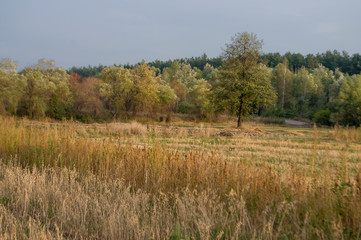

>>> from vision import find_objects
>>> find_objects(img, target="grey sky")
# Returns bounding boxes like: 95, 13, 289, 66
1, 0, 360, 70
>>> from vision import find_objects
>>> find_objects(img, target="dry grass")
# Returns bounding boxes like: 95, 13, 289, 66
1, 116, 361, 239
334, 124, 361, 142
0, 163, 301, 240
107, 121, 148, 136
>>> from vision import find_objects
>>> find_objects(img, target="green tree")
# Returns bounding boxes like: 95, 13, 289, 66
163, 61, 209, 115
157, 83, 177, 120
131, 62, 160, 116
187, 78, 212, 117
21, 68, 50, 118
99, 66, 134, 118
333, 75, 361, 126
305, 54, 320, 69
162, 61, 180, 83
0, 59, 25, 114
272, 58, 292, 110
311, 65, 338, 107
291, 67, 319, 114
173, 62, 198, 89
202, 63, 219, 84
45, 68, 72, 120
212, 32, 276, 127
20, 60, 71, 119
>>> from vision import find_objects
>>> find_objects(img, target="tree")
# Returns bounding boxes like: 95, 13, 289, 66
169, 79, 187, 103
286, 52, 305, 71
0, 58, 17, 73
44, 68, 72, 120
212, 32, 276, 128
69, 73, 104, 121
305, 54, 320, 69
333, 75, 361, 126
173, 62, 199, 89
202, 63, 219, 84
20, 60, 71, 119
131, 62, 160, 116
187, 78, 212, 117
157, 83, 177, 120
163, 61, 211, 115
99, 66, 134, 118
162, 61, 180, 83
312, 65, 336, 106
351, 54, 361, 75
21, 68, 50, 118
272, 58, 292, 110
261, 53, 283, 68
0, 59, 25, 114
290, 67, 320, 116
36, 58, 55, 70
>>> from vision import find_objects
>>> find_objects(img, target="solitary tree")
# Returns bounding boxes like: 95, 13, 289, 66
212, 32, 276, 127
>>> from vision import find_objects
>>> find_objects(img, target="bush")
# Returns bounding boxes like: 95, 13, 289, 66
262, 108, 298, 119
313, 109, 332, 126
177, 101, 196, 114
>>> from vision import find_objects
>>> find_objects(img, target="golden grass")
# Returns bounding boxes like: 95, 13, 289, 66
0, 163, 302, 239
334, 124, 361, 142
1, 116, 361, 239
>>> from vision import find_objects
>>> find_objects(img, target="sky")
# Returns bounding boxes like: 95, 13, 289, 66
1, 0, 361, 70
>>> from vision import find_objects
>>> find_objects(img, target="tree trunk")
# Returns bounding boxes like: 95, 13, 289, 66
125, 100, 132, 118
237, 95, 244, 128
132, 105, 137, 117
166, 106, 172, 122
237, 113, 242, 128
281, 76, 285, 110
112, 111, 117, 121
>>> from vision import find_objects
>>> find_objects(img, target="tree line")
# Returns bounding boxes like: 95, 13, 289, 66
69, 50, 361, 77
1, 33, 361, 126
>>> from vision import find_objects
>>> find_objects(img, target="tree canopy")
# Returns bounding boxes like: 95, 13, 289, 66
212, 32, 276, 127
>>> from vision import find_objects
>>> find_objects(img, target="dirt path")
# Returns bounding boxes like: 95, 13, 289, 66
285, 119, 311, 127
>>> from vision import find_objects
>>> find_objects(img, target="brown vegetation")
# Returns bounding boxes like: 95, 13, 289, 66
0, 116, 361, 239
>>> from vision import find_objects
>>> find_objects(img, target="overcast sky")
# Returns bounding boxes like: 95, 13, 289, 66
1, 0, 361, 70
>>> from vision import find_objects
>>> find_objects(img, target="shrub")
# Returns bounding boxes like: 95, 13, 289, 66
177, 101, 196, 114
313, 109, 332, 126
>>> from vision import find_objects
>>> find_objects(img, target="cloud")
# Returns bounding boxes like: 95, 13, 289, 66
314, 23, 337, 33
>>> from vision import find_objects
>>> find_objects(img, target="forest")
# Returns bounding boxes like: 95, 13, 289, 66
1, 34, 361, 126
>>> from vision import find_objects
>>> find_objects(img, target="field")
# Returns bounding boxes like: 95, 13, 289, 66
1, 116, 361, 239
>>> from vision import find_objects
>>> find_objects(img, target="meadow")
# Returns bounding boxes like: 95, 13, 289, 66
0, 116, 361, 239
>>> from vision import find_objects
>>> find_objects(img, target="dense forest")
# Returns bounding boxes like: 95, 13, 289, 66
1, 41, 361, 126
69, 50, 361, 77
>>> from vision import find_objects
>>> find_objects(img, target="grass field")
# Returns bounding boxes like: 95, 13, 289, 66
0, 116, 361, 239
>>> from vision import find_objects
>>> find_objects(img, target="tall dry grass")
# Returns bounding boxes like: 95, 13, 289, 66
1, 116, 361, 239
334, 124, 361, 142
2, 162, 361, 239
